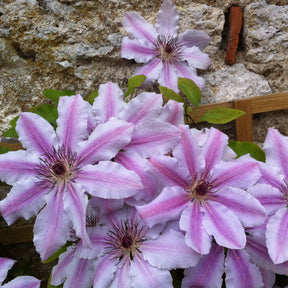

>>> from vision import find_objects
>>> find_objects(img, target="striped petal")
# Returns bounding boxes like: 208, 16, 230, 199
225, 249, 263, 288
266, 207, 288, 264
121, 37, 155, 63
76, 118, 133, 166
16, 112, 57, 155
123, 12, 157, 44
159, 100, 184, 126
77, 162, 143, 199
158, 61, 179, 91
182, 244, 224, 288
0, 179, 47, 225
56, 95, 90, 150
93, 82, 125, 123
202, 201, 246, 249
182, 46, 211, 69
179, 29, 210, 49
156, 0, 179, 37
0, 150, 38, 185
2, 276, 40, 288
179, 202, 212, 255
137, 186, 189, 227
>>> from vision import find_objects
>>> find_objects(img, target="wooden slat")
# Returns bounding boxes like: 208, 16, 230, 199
0, 224, 34, 245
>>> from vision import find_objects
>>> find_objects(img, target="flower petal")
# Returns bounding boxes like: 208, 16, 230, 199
0, 179, 47, 225
137, 186, 189, 227
181, 244, 224, 288
0, 150, 38, 185
16, 112, 57, 155
2, 276, 41, 288
121, 37, 155, 63
93, 255, 117, 288
179, 202, 212, 255
77, 162, 143, 199
263, 128, 288, 178
248, 183, 285, 216
182, 46, 211, 69
134, 57, 163, 85
178, 29, 210, 49
142, 229, 201, 269
76, 118, 133, 166
93, 82, 125, 123
63, 183, 91, 247
158, 100, 184, 126
130, 255, 173, 288
201, 127, 228, 174
109, 262, 131, 288
33, 190, 70, 261
119, 92, 163, 125
127, 120, 182, 157
56, 95, 90, 150
225, 249, 263, 288
266, 207, 288, 264
123, 12, 157, 44
0, 258, 15, 284
156, 0, 179, 37
158, 61, 179, 91
172, 61, 205, 90
173, 125, 205, 178
202, 201, 246, 249
212, 154, 261, 190
212, 186, 266, 228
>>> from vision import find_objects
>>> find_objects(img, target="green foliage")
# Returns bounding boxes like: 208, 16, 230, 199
86, 90, 99, 104
228, 140, 266, 162
3, 116, 19, 137
124, 75, 146, 98
43, 89, 75, 105
159, 86, 184, 103
29, 104, 58, 128
200, 108, 246, 124
178, 78, 201, 108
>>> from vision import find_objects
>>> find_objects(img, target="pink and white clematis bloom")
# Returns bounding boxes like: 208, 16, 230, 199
248, 128, 288, 264
51, 205, 201, 288
121, 0, 211, 92
137, 126, 266, 254
0, 258, 40, 288
0, 95, 144, 261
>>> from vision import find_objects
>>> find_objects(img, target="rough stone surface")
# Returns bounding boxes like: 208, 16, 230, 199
0, 0, 287, 136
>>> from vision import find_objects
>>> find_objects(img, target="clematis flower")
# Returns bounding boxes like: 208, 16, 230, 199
0, 95, 144, 261
91, 81, 183, 157
51, 205, 201, 288
121, 0, 211, 91
248, 128, 288, 264
0, 258, 40, 288
137, 126, 266, 254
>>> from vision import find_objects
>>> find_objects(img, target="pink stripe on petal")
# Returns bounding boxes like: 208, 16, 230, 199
159, 100, 184, 126
179, 202, 212, 255
17, 112, 56, 155
266, 207, 288, 264
182, 244, 224, 288
134, 58, 163, 83
123, 12, 157, 44
137, 186, 189, 227
156, 0, 179, 37
56, 95, 90, 150
225, 249, 263, 288
0, 179, 47, 225
121, 37, 155, 63
158, 61, 178, 91
202, 201, 246, 249
178, 30, 210, 49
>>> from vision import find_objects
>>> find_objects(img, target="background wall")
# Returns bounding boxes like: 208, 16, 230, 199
0, 0, 287, 138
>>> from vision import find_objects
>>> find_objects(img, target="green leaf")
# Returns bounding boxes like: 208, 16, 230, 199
178, 77, 201, 108
228, 140, 266, 162
0, 146, 10, 154
3, 116, 19, 137
43, 243, 69, 264
124, 75, 146, 98
86, 90, 99, 104
29, 104, 58, 128
199, 108, 246, 124
43, 89, 75, 105
159, 86, 184, 103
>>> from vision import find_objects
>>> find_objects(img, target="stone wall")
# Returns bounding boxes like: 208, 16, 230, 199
0, 0, 287, 137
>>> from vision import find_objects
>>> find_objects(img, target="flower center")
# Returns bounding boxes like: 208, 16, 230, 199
186, 177, 214, 204
195, 181, 211, 196
36, 145, 78, 189
155, 35, 182, 63
105, 220, 146, 264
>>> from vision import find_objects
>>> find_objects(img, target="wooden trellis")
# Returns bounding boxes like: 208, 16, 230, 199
1, 91, 288, 245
